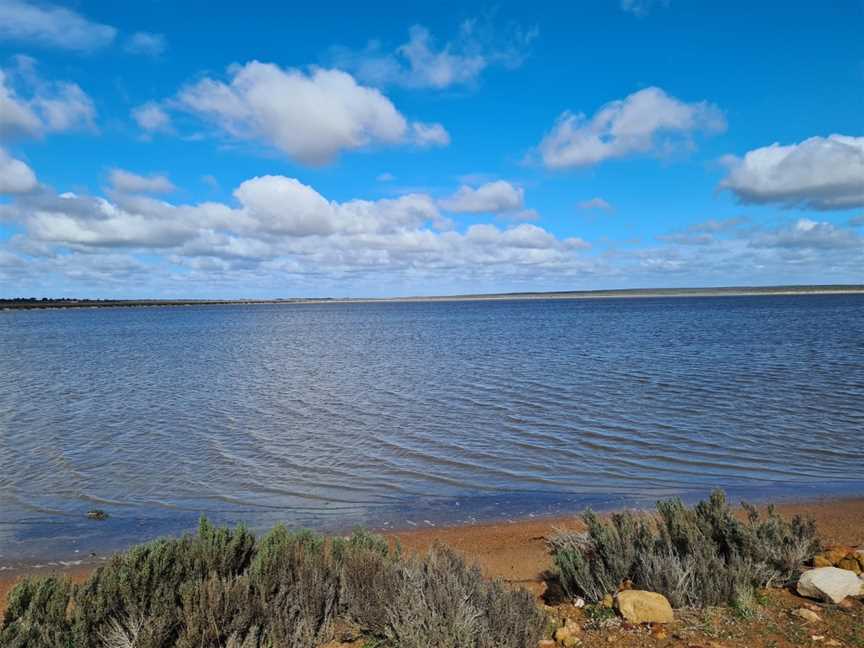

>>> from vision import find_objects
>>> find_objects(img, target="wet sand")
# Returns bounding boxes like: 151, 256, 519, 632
2, 496, 862, 617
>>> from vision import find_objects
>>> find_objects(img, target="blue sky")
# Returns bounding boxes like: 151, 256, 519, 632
0, 0, 862, 298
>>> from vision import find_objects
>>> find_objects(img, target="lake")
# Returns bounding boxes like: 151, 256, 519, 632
1, 295, 863, 566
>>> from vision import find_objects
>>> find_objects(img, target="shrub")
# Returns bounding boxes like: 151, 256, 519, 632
0, 576, 75, 648
380, 544, 546, 648
1, 522, 544, 648
550, 490, 820, 608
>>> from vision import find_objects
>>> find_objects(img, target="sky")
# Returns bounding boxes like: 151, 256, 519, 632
0, 0, 862, 298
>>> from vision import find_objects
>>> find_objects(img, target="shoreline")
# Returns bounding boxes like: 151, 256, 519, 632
3, 495, 862, 616
3, 284, 864, 311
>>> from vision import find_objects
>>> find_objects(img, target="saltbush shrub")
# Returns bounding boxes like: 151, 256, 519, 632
0, 522, 545, 648
549, 490, 820, 608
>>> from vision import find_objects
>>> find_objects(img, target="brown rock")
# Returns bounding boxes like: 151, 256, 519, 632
601, 593, 614, 608
837, 557, 862, 574
792, 608, 821, 623
614, 590, 674, 624
554, 627, 572, 642
824, 546, 852, 565
813, 555, 833, 568
538, 641, 556, 648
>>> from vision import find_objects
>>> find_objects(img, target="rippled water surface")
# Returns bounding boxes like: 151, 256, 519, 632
1, 295, 863, 564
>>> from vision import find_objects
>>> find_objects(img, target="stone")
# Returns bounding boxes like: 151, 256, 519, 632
792, 608, 821, 623
837, 557, 862, 574
812, 555, 833, 568
554, 627, 572, 642
573, 596, 585, 608
537, 641, 556, 648
601, 593, 614, 608
86, 509, 108, 521
797, 567, 863, 603
823, 547, 852, 565
562, 636, 581, 647
854, 549, 864, 571
614, 590, 674, 624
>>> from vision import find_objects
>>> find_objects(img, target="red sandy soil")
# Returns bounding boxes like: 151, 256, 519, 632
3, 497, 863, 647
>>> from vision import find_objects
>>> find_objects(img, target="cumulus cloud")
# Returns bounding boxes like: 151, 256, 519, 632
410, 121, 451, 147
331, 20, 537, 89
175, 62, 443, 165
0, 169, 591, 293
0, 58, 96, 138
439, 181, 524, 214
132, 101, 172, 134
578, 197, 613, 211
0, 147, 37, 194
538, 86, 725, 169
0, 0, 116, 51
124, 32, 167, 57
109, 169, 175, 195
720, 135, 864, 211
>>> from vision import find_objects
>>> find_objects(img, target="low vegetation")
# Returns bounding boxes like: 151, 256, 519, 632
0, 520, 544, 648
549, 490, 820, 609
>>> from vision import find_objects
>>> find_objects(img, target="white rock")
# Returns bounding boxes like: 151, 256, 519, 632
797, 567, 862, 603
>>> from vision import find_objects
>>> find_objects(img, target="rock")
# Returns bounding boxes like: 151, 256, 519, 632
854, 549, 864, 571
86, 509, 108, 521
601, 593, 614, 608
573, 596, 585, 608
537, 640, 556, 648
837, 557, 862, 574
554, 627, 572, 642
823, 547, 852, 565
797, 567, 863, 603
614, 590, 674, 624
812, 555, 833, 568
792, 608, 821, 623
562, 636, 581, 647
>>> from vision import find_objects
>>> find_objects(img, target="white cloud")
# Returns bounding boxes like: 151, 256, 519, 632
620, 0, 671, 17
377, 172, 395, 182
132, 101, 173, 134
410, 121, 451, 147
750, 218, 864, 250
577, 197, 613, 211
538, 86, 725, 169
0, 59, 96, 138
720, 135, 864, 211
1, 171, 590, 289
440, 181, 524, 213
0, 0, 116, 51
109, 169, 175, 195
331, 20, 536, 89
0, 147, 37, 194
125, 32, 167, 57
175, 62, 440, 165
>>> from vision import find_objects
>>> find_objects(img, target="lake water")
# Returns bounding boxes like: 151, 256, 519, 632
1, 295, 863, 566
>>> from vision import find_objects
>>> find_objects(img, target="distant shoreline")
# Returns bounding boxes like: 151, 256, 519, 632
4, 284, 864, 311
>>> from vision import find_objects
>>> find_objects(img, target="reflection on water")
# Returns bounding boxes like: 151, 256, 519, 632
1, 295, 863, 565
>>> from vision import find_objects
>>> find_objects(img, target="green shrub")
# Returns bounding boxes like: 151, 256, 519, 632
1, 521, 544, 648
549, 490, 820, 608
380, 544, 545, 648
0, 576, 75, 648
